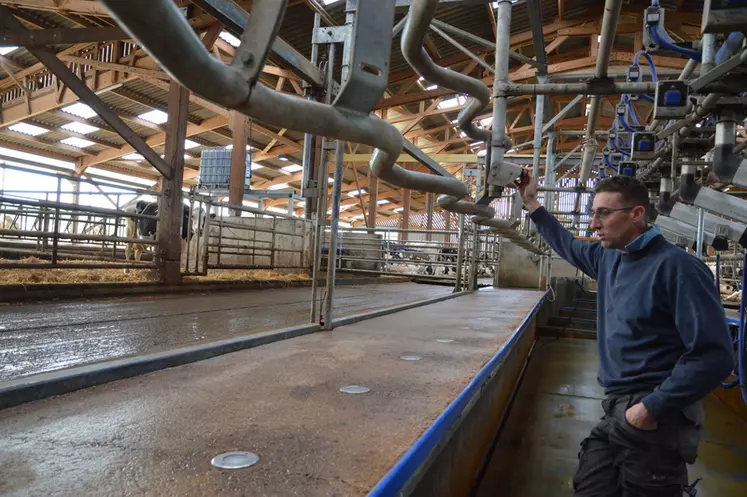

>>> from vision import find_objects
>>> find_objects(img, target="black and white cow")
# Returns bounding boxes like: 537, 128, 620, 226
124, 200, 192, 271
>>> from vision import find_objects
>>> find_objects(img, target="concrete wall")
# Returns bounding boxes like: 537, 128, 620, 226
549, 254, 598, 291
188, 216, 312, 272
497, 240, 542, 289
409, 302, 541, 497
407, 287, 577, 497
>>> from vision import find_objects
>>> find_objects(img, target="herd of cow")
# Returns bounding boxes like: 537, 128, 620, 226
384, 246, 496, 279
706, 261, 745, 303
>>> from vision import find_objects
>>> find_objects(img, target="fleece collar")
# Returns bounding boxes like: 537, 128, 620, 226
624, 225, 661, 253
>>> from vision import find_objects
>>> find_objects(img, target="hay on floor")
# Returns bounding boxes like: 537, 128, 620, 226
0, 258, 309, 285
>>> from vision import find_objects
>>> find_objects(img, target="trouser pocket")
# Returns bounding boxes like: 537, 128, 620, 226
609, 400, 688, 495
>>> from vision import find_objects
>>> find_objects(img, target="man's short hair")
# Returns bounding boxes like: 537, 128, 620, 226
594, 175, 650, 208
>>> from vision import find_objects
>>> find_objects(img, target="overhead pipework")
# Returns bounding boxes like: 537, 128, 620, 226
399, 0, 543, 254
100, 0, 472, 203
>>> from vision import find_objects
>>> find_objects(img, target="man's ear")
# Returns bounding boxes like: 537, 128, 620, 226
633, 205, 647, 225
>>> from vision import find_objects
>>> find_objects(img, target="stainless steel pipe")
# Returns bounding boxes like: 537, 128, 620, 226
101, 0, 466, 200
579, 0, 624, 183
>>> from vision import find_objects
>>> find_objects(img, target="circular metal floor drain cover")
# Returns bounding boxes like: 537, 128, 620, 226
211, 451, 259, 470
400, 354, 423, 361
340, 385, 370, 394
437, 339, 454, 343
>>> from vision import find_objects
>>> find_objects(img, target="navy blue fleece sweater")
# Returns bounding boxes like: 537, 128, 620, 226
530, 206, 734, 418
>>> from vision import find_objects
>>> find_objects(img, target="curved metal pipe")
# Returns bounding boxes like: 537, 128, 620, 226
401, 0, 490, 144
402, 0, 539, 250
101, 0, 468, 201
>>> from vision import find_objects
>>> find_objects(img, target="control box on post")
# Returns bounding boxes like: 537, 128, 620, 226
702, 0, 747, 33
653, 81, 689, 119
631, 132, 657, 160
642, 6, 664, 52
619, 161, 638, 177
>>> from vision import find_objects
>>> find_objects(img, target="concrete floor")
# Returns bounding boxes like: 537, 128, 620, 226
0, 282, 452, 381
475, 338, 747, 497
0, 288, 542, 497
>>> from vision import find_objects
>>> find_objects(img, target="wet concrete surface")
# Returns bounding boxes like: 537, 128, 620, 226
0, 288, 542, 497
475, 338, 747, 497
0, 282, 452, 381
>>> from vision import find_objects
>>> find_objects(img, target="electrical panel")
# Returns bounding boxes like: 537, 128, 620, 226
619, 161, 638, 176
653, 81, 689, 119
631, 132, 656, 160
702, 0, 747, 33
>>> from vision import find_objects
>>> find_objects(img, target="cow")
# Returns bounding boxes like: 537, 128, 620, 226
124, 200, 192, 272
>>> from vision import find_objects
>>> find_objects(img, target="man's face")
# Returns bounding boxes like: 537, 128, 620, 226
590, 192, 644, 250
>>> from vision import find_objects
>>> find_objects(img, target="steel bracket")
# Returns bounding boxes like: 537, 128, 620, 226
312, 25, 352, 45
333, 0, 396, 115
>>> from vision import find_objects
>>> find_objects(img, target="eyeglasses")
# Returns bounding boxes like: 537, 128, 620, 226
589, 207, 634, 220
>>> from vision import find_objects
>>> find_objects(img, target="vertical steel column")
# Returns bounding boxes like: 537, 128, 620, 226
367, 168, 378, 231
426, 192, 434, 241
302, 13, 322, 218
701, 33, 717, 75
489, 0, 513, 177
401, 185, 410, 241
545, 132, 557, 211
444, 210, 451, 243
531, 95, 546, 180
309, 138, 330, 323
468, 224, 479, 291
696, 207, 706, 258
71, 179, 80, 239
310, 36, 336, 323
323, 140, 345, 330
51, 177, 61, 264
454, 213, 466, 292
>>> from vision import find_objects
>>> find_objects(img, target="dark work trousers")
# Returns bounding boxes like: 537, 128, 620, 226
573, 393, 703, 497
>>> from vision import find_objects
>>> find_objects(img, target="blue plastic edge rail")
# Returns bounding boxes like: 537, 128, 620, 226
367, 289, 550, 497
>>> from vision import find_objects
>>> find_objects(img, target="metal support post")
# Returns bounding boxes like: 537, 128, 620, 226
402, 186, 410, 241
302, 13, 321, 215
71, 179, 80, 238
310, 39, 337, 324
532, 94, 546, 180
367, 168, 378, 231
426, 192, 434, 241
51, 177, 61, 265
468, 223, 479, 291
323, 140, 345, 330
696, 208, 706, 259
454, 213, 466, 293
545, 133, 557, 211
701, 33, 717, 75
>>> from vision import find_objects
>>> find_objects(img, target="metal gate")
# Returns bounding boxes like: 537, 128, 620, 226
182, 193, 313, 275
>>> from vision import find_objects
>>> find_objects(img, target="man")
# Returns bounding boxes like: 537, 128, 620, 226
515, 172, 735, 496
